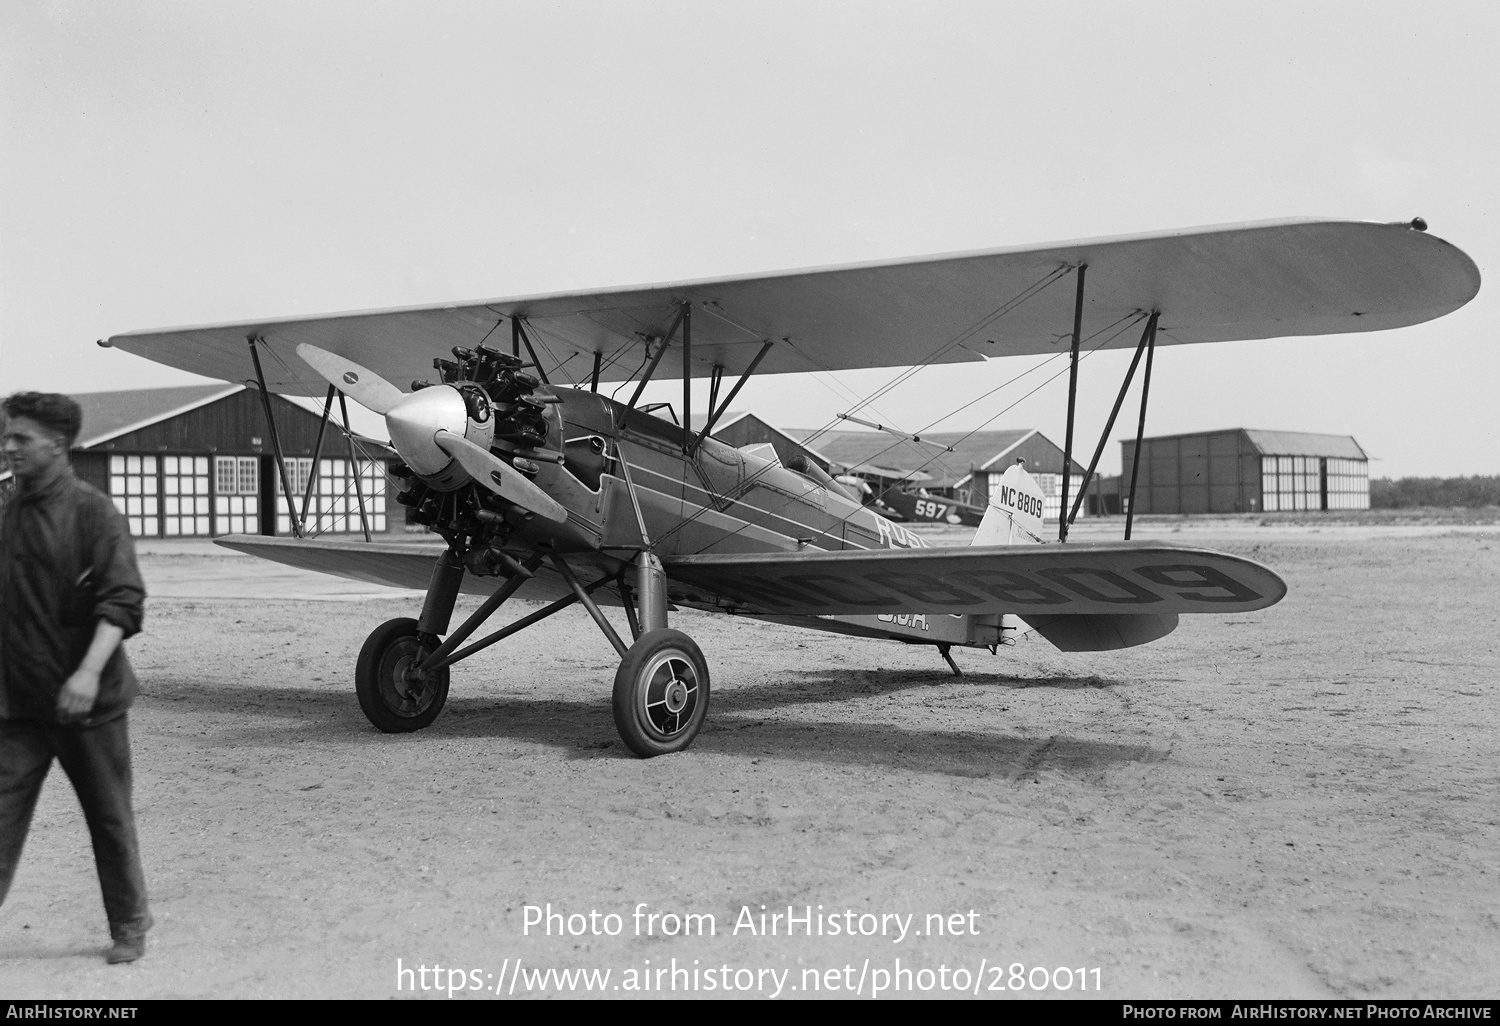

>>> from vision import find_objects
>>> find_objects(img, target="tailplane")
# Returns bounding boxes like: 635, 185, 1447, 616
973, 461, 1180, 651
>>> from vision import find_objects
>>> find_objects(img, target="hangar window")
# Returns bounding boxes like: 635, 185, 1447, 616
1324, 457, 1369, 511
215, 457, 238, 496
214, 456, 260, 496
1261, 454, 1368, 512
109, 454, 160, 538
1031, 473, 1062, 521
274, 457, 387, 535
161, 455, 211, 537
213, 456, 261, 534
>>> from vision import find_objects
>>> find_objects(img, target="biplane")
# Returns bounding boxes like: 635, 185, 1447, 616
103, 218, 1479, 756
876, 488, 988, 528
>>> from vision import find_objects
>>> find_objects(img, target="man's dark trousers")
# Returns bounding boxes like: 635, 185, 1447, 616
0, 715, 150, 935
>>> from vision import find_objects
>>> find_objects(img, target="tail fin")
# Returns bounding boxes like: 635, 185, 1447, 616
973, 461, 1044, 644
974, 461, 1180, 650
973, 461, 1046, 546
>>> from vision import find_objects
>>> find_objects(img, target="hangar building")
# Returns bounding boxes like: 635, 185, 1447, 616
1121, 428, 1370, 514
24, 384, 393, 538
782, 427, 1086, 520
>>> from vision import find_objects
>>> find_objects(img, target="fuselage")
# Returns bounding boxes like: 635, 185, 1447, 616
514, 388, 930, 559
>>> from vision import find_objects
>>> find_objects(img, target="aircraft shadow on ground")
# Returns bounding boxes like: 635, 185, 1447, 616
143, 673, 1160, 780
714, 666, 1126, 714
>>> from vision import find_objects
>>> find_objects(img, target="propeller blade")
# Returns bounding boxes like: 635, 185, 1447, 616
296, 343, 406, 416
432, 429, 567, 523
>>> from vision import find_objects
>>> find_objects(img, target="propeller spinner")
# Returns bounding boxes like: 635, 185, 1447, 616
295, 343, 566, 523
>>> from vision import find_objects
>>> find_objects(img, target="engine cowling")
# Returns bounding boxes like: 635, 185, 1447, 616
392, 345, 559, 543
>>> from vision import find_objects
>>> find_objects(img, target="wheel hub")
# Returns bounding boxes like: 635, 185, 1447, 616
358, 618, 452, 734
398, 653, 430, 697
663, 677, 689, 714
641, 654, 698, 737
385, 638, 439, 712
613, 630, 711, 757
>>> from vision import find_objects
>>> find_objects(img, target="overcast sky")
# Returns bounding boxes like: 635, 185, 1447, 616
3, 1, 1495, 478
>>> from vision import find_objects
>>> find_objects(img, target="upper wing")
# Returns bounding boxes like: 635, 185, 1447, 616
106, 218, 1478, 394
661, 543, 1286, 616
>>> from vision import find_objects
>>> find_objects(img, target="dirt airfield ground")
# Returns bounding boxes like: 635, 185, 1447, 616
2, 516, 1498, 1000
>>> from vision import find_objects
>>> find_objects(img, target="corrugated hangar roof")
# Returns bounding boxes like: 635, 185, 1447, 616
69, 384, 243, 449
9, 384, 389, 453
1240, 429, 1368, 460
782, 428, 1037, 489
1132, 428, 1368, 461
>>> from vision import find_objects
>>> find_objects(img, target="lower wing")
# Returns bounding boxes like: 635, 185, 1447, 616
660, 543, 1285, 616
212, 536, 1283, 620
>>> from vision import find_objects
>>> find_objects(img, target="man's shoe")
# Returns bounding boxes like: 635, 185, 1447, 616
106, 912, 152, 964
106, 935, 146, 964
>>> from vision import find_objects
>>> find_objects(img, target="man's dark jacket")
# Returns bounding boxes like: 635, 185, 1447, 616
0, 465, 146, 726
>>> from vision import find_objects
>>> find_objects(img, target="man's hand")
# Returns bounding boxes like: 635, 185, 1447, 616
57, 667, 102, 720
56, 620, 124, 722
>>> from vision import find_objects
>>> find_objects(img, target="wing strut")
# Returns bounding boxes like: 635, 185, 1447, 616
1066, 311, 1159, 529
1124, 310, 1159, 540
300, 385, 337, 530
1059, 265, 1087, 542
248, 335, 304, 538
627, 303, 688, 410
681, 303, 692, 453
339, 392, 372, 542
689, 337, 774, 456
512, 318, 550, 385
706, 363, 723, 422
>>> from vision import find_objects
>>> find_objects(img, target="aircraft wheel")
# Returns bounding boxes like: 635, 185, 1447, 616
612, 629, 710, 758
355, 617, 450, 733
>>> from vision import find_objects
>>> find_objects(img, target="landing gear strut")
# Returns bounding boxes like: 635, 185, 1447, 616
351, 543, 712, 757
609, 550, 711, 756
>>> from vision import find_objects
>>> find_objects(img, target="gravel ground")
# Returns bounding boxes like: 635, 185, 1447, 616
2, 520, 1497, 999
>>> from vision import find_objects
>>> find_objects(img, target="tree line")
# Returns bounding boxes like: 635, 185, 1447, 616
1371, 475, 1500, 509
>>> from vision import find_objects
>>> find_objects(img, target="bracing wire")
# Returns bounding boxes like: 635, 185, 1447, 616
826, 264, 1073, 429
653, 267, 1081, 551
852, 311, 1150, 498
661, 307, 1149, 553
774, 264, 1074, 463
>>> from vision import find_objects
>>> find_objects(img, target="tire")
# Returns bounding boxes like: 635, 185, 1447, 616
355, 617, 450, 733
612, 629, 710, 758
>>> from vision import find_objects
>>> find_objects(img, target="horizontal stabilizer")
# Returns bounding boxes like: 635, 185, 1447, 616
1021, 613, 1179, 652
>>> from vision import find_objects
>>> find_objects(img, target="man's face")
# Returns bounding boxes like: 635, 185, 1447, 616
1, 414, 69, 484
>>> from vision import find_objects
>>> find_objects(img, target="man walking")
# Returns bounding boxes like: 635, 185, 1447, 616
0, 392, 152, 963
